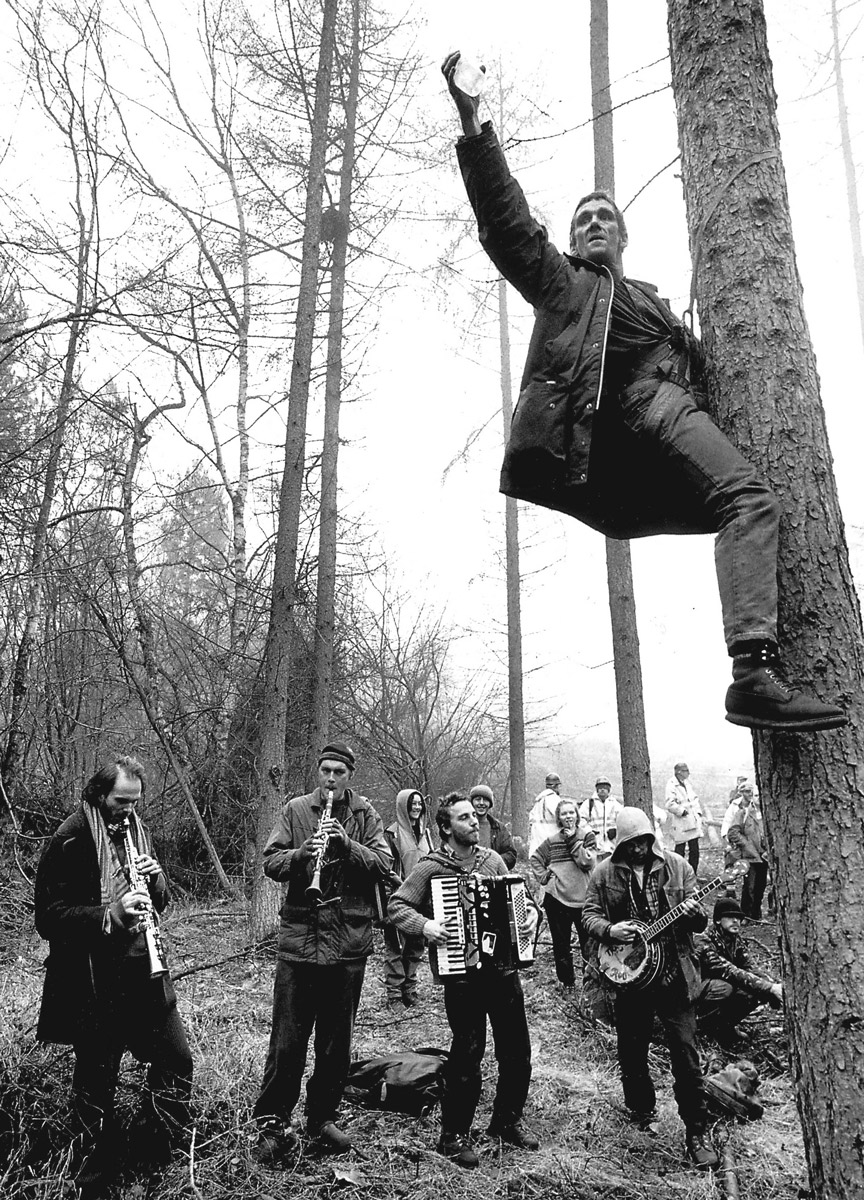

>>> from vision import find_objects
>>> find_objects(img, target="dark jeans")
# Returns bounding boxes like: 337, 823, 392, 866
440, 968, 532, 1134
741, 861, 769, 919
543, 895, 589, 986
618, 381, 780, 651
695, 979, 761, 1032
674, 838, 700, 873
382, 924, 425, 1000
613, 976, 708, 1129
73, 964, 192, 1187
254, 959, 366, 1131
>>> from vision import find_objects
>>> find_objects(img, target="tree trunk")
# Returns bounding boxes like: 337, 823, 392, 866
497, 277, 527, 840
591, 0, 652, 812
830, 0, 864, 353
253, 0, 339, 940
309, 0, 361, 780
668, 4, 864, 1196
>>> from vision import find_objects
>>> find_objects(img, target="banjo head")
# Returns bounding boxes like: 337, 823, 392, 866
598, 928, 656, 986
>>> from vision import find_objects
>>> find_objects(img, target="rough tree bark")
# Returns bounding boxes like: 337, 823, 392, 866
591, 0, 653, 813
829, 0, 864, 353
253, 0, 340, 939
668, 4, 864, 1196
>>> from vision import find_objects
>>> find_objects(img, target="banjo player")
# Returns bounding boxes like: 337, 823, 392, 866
582, 807, 719, 1170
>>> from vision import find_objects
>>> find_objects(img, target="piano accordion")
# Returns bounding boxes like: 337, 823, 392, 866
430, 873, 536, 976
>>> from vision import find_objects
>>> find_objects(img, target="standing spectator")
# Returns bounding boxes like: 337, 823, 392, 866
382, 790, 435, 1009
469, 784, 517, 868
665, 762, 705, 873
528, 772, 562, 855
579, 775, 623, 856
252, 743, 392, 1160
34, 756, 193, 1200
530, 798, 597, 991
722, 786, 768, 920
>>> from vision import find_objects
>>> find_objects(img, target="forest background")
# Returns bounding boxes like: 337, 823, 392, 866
1, 0, 862, 895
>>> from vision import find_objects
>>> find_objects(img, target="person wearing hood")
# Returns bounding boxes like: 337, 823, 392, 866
382, 789, 435, 1009
583, 807, 718, 1170
389, 791, 539, 1169
469, 784, 517, 868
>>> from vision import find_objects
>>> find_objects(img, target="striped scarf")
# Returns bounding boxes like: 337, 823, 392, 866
83, 803, 151, 906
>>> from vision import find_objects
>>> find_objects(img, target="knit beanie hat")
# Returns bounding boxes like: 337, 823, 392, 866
469, 784, 494, 805
318, 742, 356, 771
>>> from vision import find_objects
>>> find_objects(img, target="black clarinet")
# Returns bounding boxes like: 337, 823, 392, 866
122, 817, 169, 978
306, 782, 336, 905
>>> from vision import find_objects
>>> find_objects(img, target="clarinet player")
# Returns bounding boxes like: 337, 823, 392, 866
251, 742, 391, 1162
34, 756, 193, 1199
389, 791, 539, 1169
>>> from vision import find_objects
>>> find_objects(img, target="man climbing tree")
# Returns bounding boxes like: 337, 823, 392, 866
440, 50, 846, 734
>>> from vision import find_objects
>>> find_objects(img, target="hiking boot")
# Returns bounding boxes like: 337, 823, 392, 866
251, 1121, 299, 1166
402, 990, 419, 1008
436, 1133, 479, 1168
385, 995, 402, 1010
685, 1128, 719, 1169
725, 647, 846, 732
313, 1121, 352, 1154
486, 1119, 540, 1150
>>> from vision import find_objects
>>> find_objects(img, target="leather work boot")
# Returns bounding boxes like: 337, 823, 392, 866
436, 1133, 479, 1168
725, 647, 847, 732
486, 1119, 540, 1150
313, 1121, 352, 1154
251, 1120, 299, 1167
685, 1127, 719, 1170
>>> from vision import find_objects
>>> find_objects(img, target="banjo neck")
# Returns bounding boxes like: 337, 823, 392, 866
641, 874, 727, 943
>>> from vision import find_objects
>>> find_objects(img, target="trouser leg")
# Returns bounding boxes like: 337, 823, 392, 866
305, 960, 366, 1130
655, 982, 708, 1129
72, 1040, 124, 1189
573, 907, 590, 962
742, 861, 768, 919
620, 382, 780, 650
402, 934, 426, 998
487, 972, 532, 1126
382, 924, 407, 998
613, 990, 657, 1114
543, 895, 576, 986
441, 977, 486, 1135
253, 959, 316, 1124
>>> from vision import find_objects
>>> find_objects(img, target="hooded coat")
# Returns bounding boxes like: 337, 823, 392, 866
386, 789, 435, 880
582, 807, 707, 998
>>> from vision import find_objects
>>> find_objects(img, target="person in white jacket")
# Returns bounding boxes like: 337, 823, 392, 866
528, 772, 562, 856
664, 762, 704, 873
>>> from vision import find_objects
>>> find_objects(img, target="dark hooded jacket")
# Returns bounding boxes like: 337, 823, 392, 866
34, 805, 172, 1045
263, 788, 392, 964
582, 807, 707, 998
697, 922, 780, 1004
456, 124, 706, 540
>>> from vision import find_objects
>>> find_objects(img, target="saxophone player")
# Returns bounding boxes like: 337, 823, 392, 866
34, 756, 193, 1200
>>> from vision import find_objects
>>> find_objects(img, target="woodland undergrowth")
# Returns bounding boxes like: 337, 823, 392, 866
1, 850, 807, 1200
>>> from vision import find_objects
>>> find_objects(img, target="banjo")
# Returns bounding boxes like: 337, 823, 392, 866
597, 864, 747, 990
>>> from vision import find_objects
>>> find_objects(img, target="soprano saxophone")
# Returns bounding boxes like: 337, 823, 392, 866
122, 817, 169, 978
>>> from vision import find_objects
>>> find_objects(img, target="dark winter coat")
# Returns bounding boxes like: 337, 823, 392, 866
481, 811, 517, 870
263, 789, 392, 965
34, 806, 173, 1045
697, 923, 779, 1003
456, 123, 705, 539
